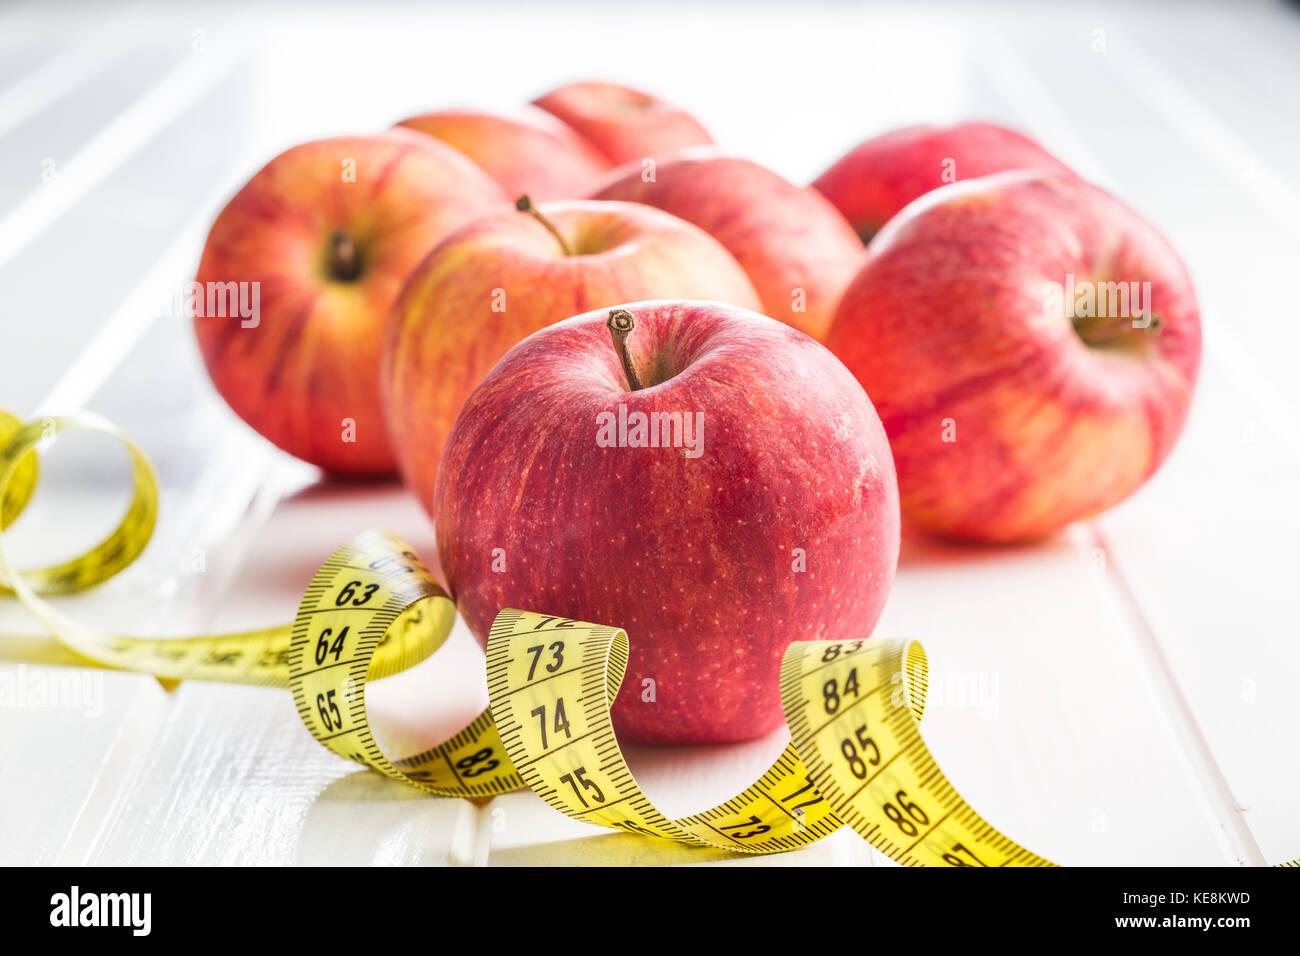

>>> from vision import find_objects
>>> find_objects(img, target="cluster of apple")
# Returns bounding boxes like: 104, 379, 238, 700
192, 81, 1200, 745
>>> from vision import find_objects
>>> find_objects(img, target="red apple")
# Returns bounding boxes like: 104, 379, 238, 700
532, 81, 713, 166
813, 122, 1074, 243
434, 300, 900, 744
592, 152, 864, 340
383, 199, 762, 512
825, 171, 1201, 543
194, 130, 507, 474
394, 107, 609, 201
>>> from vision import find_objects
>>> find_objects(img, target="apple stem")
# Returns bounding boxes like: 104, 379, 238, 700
328, 230, 363, 282
1073, 312, 1162, 345
515, 195, 572, 256
606, 309, 644, 391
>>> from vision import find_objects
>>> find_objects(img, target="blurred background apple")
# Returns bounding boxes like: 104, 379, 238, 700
533, 80, 714, 165
592, 152, 863, 339
193, 130, 507, 475
394, 107, 609, 200
813, 122, 1075, 243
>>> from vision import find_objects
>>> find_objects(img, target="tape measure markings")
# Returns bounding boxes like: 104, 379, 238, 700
1, 407, 1294, 866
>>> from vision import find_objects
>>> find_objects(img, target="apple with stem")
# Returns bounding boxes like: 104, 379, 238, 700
194, 130, 507, 474
383, 198, 761, 512
434, 301, 900, 744
394, 107, 609, 201
592, 152, 863, 340
532, 81, 713, 166
813, 122, 1074, 244
825, 171, 1201, 543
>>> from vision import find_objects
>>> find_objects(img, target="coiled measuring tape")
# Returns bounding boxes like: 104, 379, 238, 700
1, 409, 1295, 865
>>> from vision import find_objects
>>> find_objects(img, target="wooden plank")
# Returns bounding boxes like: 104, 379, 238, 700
0, 4, 150, 145
0, 17, 256, 411
1093, 357, 1300, 865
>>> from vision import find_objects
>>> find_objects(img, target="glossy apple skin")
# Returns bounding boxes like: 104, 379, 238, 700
532, 81, 714, 166
813, 122, 1074, 243
383, 200, 761, 513
826, 172, 1201, 543
592, 153, 863, 341
194, 131, 507, 474
394, 107, 610, 201
435, 300, 900, 745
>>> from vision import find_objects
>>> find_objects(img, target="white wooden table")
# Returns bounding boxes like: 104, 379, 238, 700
1, 0, 1297, 867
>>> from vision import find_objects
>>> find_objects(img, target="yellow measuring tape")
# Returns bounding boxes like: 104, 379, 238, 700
1, 409, 1294, 866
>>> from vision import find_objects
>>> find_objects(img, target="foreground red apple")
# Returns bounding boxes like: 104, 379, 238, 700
826, 172, 1201, 543
593, 153, 863, 340
394, 107, 609, 201
813, 122, 1074, 243
435, 300, 900, 744
194, 131, 506, 474
383, 199, 761, 512
532, 81, 713, 166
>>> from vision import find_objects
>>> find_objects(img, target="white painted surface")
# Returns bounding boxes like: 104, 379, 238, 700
0, 0, 1296, 866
